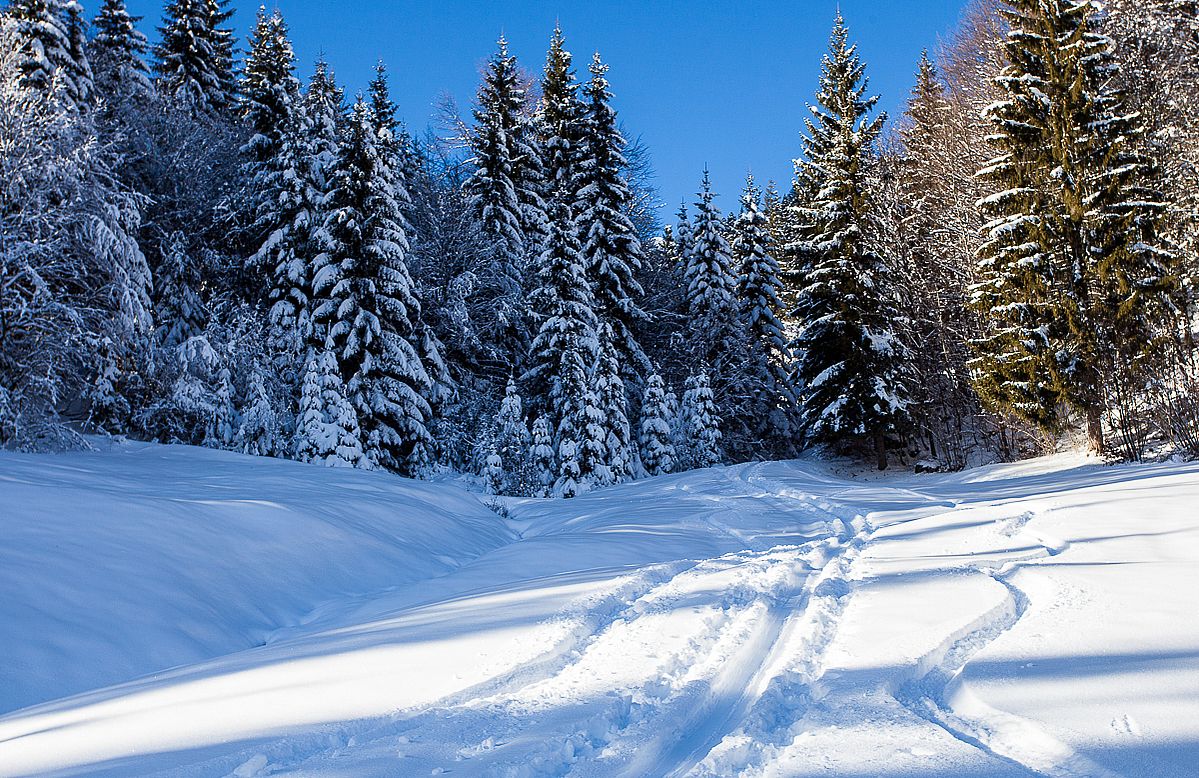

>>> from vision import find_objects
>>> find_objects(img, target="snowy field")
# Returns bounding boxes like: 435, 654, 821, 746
1, 443, 1197, 777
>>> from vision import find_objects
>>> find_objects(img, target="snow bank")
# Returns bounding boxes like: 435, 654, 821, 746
0, 440, 511, 715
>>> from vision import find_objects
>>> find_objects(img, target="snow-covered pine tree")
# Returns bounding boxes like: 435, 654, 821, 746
576, 51, 647, 375
734, 173, 795, 447
466, 37, 531, 304
525, 24, 607, 496
673, 201, 693, 267
489, 375, 533, 494
971, 0, 1180, 456
6, 0, 90, 109
685, 171, 738, 347
241, 7, 297, 167
62, 0, 92, 108
88, 0, 150, 99
530, 414, 555, 496
155, 233, 207, 350
790, 13, 910, 469
294, 349, 366, 468
638, 371, 676, 476
681, 370, 722, 469
236, 368, 284, 457
315, 97, 433, 476
241, 6, 299, 304
205, 365, 236, 448
154, 0, 232, 113
595, 322, 632, 484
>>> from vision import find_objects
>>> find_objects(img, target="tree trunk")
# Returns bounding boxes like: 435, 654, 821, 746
875, 430, 888, 471
1086, 404, 1105, 455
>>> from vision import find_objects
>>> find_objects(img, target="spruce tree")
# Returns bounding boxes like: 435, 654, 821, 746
685, 171, 738, 340
295, 349, 366, 468
261, 59, 341, 361
790, 13, 910, 469
530, 414, 556, 496
735, 174, 796, 447
466, 37, 532, 294
6, 0, 89, 109
155, 233, 207, 349
242, 7, 299, 304
576, 51, 647, 374
972, 0, 1179, 455
154, 0, 232, 113
595, 322, 632, 485
639, 371, 676, 477
315, 97, 433, 475
241, 6, 297, 166
89, 0, 150, 98
681, 370, 722, 469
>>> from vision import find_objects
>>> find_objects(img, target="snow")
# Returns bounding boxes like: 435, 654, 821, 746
1, 443, 1198, 776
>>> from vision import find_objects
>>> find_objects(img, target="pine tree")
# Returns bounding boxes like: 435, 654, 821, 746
685, 171, 738, 340
595, 322, 632, 484
526, 24, 605, 495
154, 0, 233, 113
89, 0, 150, 98
576, 51, 647, 373
241, 6, 297, 166
971, 0, 1179, 456
681, 370, 722, 469
6, 0, 89, 109
734, 173, 795, 446
242, 6, 300, 304
295, 349, 366, 468
790, 13, 910, 469
237, 369, 283, 457
530, 414, 556, 496
466, 37, 532, 297
315, 97, 433, 475
205, 365, 236, 448
155, 233, 207, 350
260, 59, 341, 362
488, 375, 532, 494
639, 371, 676, 476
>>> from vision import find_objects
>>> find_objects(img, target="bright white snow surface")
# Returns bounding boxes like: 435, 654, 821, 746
1, 443, 1197, 777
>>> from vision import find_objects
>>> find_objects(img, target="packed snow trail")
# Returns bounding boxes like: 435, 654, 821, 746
1, 445, 1198, 776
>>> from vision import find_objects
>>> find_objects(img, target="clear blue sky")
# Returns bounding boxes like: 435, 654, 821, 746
122, 0, 968, 218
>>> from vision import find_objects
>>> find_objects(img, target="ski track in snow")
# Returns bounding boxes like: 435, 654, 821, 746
4, 447, 1198, 777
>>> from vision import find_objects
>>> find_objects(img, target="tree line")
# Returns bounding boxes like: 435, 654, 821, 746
1, 0, 1195, 498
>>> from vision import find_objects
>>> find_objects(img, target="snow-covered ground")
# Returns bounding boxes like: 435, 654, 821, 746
1, 443, 1197, 777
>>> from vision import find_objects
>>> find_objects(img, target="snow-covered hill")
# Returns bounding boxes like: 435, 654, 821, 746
0, 443, 1197, 777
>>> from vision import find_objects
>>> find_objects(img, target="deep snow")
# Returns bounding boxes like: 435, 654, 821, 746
0, 442, 1197, 777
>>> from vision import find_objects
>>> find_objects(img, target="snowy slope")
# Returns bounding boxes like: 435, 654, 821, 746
0, 444, 1197, 777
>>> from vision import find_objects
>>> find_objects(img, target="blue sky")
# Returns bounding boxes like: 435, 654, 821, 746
122, 0, 968, 218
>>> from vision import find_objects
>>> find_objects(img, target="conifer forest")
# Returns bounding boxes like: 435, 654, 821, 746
3, 0, 1198, 496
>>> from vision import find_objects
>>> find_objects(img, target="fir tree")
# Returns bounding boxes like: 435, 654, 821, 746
681, 370, 722, 469
154, 0, 232, 113
466, 37, 532, 295
488, 375, 533, 494
155, 233, 207, 350
295, 349, 366, 468
6, 0, 89, 109
261, 59, 341, 361
734, 173, 795, 445
315, 97, 433, 475
638, 371, 676, 477
790, 13, 910, 469
971, 0, 1179, 455
240, 6, 297, 166
576, 51, 647, 374
685, 171, 738, 340
530, 414, 556, 496
595, 322, 632, 484
89, 0, 150, 98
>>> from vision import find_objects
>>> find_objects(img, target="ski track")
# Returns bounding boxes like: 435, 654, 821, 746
30, 462, 1135, 778
893, 511, 1123, 778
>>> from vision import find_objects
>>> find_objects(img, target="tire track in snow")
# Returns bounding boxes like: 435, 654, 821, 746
894, 513, 1123, 778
